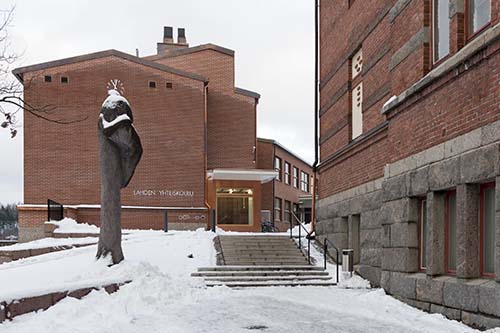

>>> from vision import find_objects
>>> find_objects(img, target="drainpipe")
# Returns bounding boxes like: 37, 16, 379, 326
311, 0, 320, 235
203, 82, 212, 230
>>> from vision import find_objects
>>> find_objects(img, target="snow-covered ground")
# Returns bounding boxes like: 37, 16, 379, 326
0, 222, 495, 332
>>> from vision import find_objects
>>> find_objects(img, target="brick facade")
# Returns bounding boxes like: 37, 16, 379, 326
14, 28, 300, 239
317, 0, 500, 328
257, 138, 313, 232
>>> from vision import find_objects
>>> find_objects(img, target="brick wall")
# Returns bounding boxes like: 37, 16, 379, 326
151, 48, 258, 169
257, 139, 313, 230
23, 56, 206, 208
318, 0, 500, 199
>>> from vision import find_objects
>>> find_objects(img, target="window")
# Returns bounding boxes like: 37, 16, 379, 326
446, 191, 457, 273
149, 81, 156, 88
432, 0, 450, 62
351, 83, 363, 139
44, 75, 52, 82
419, 198, 428, 270
300, 171, 309, 193
166, 82, 173, 89
293, 167, 299, 188
274, 197, 282, 222
274, 157, 282, 181
351, 48, 363, 79
284, 162, 291, 185
293, 203, 300, 215
468, 0, 491, 36
61, 76, 69, 84
216, 188, 253, 225
480, 183, 496, 276
284, 200, 291, 223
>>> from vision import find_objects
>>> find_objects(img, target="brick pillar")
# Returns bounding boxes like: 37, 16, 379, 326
426, 192, 446, 276
495, 177, 500, 282
348, 214, 360, 264
456, 184, 480, 279
449, 0, 465, 54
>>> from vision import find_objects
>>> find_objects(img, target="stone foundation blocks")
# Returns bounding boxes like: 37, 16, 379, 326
389, 222, 418, 248
382, 174, 408, 202
389, 272, 417, 299
360, 209, 383, 230
478, 280, 500, 317
381, 248, 418, 272
357, 265, 381, 287
429, 304, 461, 321
442, 278, 486, 312
460, 143, 500, 184
428, 156, 460, 191
360, 248, 381, 267
416, 275, 450, 304
381, 198, 418, 225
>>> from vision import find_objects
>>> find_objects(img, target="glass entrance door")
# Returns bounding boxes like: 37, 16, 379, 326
216, 188, 253, 225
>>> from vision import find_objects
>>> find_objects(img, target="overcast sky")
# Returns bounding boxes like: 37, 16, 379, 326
0, 0, 315, 204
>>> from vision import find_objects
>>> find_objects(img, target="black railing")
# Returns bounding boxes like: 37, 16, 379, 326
323, 238, 340, 284
290, 212, 313, 265
47, 199, 63, 221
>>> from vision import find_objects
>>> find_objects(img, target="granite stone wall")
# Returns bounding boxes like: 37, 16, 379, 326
317, 119, 500, 329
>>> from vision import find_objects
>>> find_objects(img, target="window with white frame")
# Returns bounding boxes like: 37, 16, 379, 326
274, 157, 282, 181
300, 171, 309, 193
432, 0, 450, 62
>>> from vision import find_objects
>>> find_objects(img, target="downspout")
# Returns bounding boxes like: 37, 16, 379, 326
311, 0, 320, 235
203, 82, 212, 230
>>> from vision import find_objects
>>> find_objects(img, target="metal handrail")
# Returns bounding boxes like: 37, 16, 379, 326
322, 238, 340, 284
290, 212, 313, 264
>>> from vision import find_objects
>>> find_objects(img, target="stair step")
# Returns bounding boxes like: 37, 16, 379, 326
197, 265, 322, 271
191, 270, 329, 277
206, 280, 336, 287
204, 275, 332, 282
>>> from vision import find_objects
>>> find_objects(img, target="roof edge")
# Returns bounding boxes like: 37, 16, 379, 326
12, 49, 208, 83
145, 43, 235, 61
235, 87, 260, 99
257, 137, 313, 168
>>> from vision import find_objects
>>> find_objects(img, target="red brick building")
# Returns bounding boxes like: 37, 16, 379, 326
316, 0, 500, 327
257, 138, 313, 231
13, 27, 297, 239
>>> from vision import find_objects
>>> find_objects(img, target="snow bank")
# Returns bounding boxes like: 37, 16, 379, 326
46, 218, 99, 234
0, 229, 216, 303
0, 229, 482, 333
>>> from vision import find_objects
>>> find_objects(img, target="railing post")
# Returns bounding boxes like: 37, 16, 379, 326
47, 199, 50, 222
308, 239, 311, 264
323, 242, 327, 270
163, 210, 168, 232
298, 223, 301, 249
211, 208, 216, 232
289, 218, 292, 238
336, 249, 339, 284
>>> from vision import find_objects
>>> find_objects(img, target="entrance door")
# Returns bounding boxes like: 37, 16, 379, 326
216, 188, 254, 225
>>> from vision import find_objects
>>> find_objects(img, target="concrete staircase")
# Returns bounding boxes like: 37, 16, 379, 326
192, 235, 336, 287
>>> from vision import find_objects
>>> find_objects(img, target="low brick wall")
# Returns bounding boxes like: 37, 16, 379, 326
0, 242, 96, 264
0, 281, 130, 323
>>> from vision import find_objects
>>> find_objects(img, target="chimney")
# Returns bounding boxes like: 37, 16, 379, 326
163, 26, 174, 43
157, 26, 189, 55
177, 28, 187, 45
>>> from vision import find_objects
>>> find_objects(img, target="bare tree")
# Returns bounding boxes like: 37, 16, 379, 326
0, 6, 87, 138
